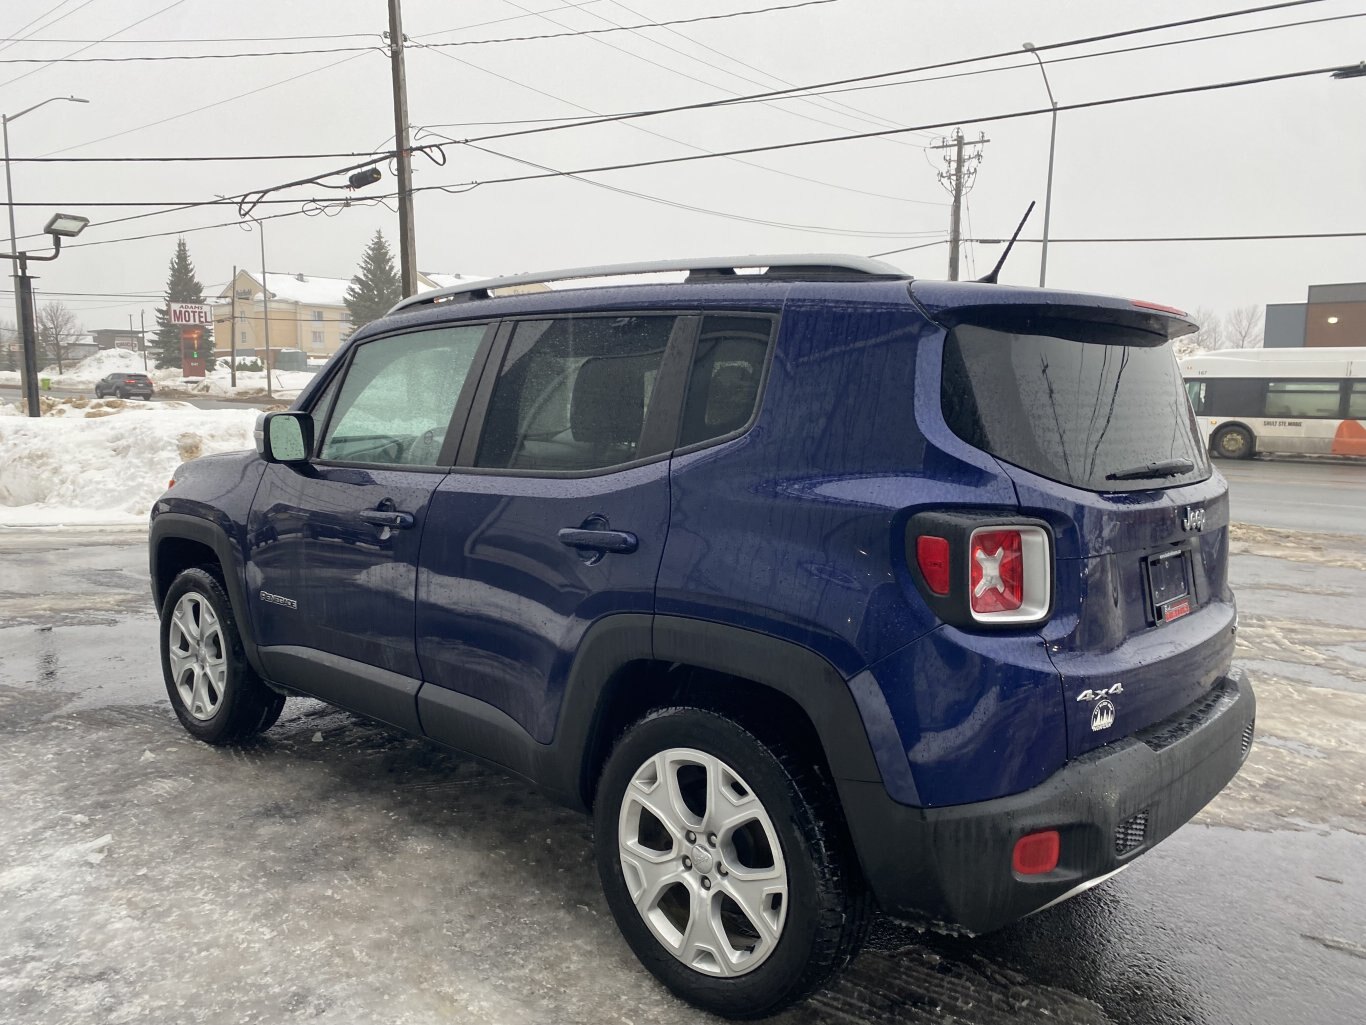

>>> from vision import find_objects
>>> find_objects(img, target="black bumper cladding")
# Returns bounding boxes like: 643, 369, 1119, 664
841, 667, 1256, 934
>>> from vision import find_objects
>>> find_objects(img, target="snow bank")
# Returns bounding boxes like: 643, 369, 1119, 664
0, 348, 318, 399
158, 368, 315, 399
0, 401, 258, 526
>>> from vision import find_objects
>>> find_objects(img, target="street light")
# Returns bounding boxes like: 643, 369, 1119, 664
1022, 44, 1057, 287
1, 213, 88, 416
3, 95, 89, 416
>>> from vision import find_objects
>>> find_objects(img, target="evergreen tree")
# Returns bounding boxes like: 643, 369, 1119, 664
153, 238, 214, 371
344, 230, 401, 333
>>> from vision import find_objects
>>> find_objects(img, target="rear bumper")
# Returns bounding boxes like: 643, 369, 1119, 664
839, 666, 1255, 934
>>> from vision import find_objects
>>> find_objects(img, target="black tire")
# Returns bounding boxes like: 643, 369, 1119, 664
594, 707, 869, 1019
159, 567, 284, 744
1212, 424, 1254, 460
94, 386, 104, 398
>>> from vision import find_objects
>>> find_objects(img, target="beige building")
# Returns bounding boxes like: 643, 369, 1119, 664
212, 270, 500, 363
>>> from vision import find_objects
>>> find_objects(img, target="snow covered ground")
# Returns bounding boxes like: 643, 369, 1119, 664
0, 397, 257, 526
0, 347, 316, 399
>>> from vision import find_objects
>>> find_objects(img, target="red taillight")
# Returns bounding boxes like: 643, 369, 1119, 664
1012, 829, 1060, 875
966, 524, 1051, 624
915, 535, 951, 595
1131, 299, 1188, 316
970, 529, 1023, 614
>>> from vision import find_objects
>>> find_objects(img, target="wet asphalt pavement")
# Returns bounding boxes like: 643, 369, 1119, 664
1, 462, 1364, 1024
1221, 456, 1366, 537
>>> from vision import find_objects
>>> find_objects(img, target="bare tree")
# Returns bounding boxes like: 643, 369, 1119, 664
36, 301, 83, 373
1184, 306, 1223, 352
1222, 305, 1264, 349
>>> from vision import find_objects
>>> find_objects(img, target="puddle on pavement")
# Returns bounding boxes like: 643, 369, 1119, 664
0, 617, 162, 713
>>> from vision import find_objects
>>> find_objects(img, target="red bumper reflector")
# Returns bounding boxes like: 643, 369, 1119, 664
916, 535, 951, 595
1012, 829, 1060, 875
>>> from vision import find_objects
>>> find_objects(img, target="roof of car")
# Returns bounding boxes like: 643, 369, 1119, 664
388, 255, 909, 315
359, 255, 1194, 342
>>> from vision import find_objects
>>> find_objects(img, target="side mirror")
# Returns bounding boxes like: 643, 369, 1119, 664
256, 411, 314, 463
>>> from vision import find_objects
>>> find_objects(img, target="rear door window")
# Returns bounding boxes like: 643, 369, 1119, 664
943, 321, 1210, 492
473, 315, 675, 473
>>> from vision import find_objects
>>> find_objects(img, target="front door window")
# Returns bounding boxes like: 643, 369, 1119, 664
320, 325, 486, 466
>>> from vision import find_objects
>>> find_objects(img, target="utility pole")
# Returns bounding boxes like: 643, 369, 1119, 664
932, 129, 989, 280
257, 223, 272, 398
15, 254, 37, 413
387, 0, 418, 298
140, 309, 147, 372
229, 264, 237, 388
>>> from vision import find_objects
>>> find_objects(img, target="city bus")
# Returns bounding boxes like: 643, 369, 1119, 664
1180, 347, 1366, 459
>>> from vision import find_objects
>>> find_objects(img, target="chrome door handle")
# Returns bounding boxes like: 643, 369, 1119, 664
359, 509, 414, 529
557, 527, 638, 554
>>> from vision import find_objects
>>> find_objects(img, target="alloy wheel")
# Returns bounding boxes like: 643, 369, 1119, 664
617, 747, 788, 977
166, 591, 227, 720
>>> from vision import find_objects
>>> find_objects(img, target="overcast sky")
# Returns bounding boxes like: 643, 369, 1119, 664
2, 0, 1364, 335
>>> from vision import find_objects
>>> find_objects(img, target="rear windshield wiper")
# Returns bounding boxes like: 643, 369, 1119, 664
1105, 458, 1196, 481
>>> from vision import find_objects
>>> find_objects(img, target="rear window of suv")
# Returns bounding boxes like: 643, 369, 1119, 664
942, 320, 1210, 492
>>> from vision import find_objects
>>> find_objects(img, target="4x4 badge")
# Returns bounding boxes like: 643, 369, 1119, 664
1183, 506, 1206, 532
1076, 683, 1123, 703
1076, 683, 1122, 731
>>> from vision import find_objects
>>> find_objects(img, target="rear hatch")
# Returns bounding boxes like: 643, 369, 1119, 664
938, 302, 1236, 758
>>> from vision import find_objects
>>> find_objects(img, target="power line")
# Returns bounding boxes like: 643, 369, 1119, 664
58, 59, 1355, 254
406, 5, 1366, 135
0, 31, 376, 44
19, 0, 1346, 169
37, 51, 370, 157
420, 0, 841, 44
766, 9, 1366, 106
488, 0, 912, 151
0, 43, 379, 63
10, 150, 402, 164
12, 5, 1349, 243
0, 0, 188, 90
415, 39, 939, 208
0, 1, 841, 64
463, 140, 947, 237
447, 0, 1339, 149
418, 63, 1356, 198
0, 0, 101, 57
9, 4, 1357, 168
603, 0, 927, 140
868, 231, 1366, 258
62, 207, 318, 249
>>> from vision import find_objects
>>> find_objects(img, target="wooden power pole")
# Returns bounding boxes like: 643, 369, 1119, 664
387, 0, 418, 298
932, 130, 989, 281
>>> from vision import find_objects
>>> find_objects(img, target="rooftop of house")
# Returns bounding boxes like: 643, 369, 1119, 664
216, 270, 492, 308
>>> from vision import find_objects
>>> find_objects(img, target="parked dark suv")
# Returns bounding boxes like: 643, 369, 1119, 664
149, 256, 1255, 1018
95, 371, 154, 399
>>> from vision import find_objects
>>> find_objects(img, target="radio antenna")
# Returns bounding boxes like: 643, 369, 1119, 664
978, 201, 1036, 285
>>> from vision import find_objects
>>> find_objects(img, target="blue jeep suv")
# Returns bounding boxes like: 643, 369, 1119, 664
149, 256, 1255, 1018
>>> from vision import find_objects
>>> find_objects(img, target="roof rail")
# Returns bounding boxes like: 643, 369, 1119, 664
389, 254, 909, 314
